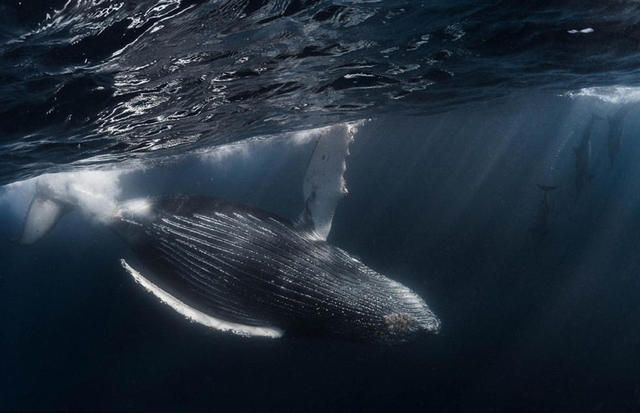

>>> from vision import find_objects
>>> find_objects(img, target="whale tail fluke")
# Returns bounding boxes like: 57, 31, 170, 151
18, 184, 71, 245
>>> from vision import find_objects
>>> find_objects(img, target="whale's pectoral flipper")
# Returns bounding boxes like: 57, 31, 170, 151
120, 259, 283, 338
299, 123, 358, 240
19, 186, 71, 244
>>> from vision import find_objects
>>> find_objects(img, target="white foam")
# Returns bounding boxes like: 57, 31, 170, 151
40, 169, 126, 222
198, 121, 367, 165
117, 198, 152, 218
568, 28, 594, 34
121, 259, 283, 338
565, 86, 640, 104
1, 169, 128, 224
1, 168, 133, 242
200, 141, 251, 163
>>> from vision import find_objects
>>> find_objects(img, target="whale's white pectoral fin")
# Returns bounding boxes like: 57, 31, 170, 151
19, 195, 69, 244
299, 122, 360, 240
120, 259, 283, 338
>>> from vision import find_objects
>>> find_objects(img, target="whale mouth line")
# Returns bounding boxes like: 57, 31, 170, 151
120, 259, 284, 339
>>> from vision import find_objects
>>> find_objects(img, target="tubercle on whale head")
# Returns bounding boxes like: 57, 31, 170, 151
379, 308, 441, 343
311, 277, 441, 344
384, 309, 441, 334
375, 280, 440, 342
374, 280, 441, 343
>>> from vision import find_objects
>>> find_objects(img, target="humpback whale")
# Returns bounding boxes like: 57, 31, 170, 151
18, 125, 440, 342
574, 114, 600, 199
607, 103, 638, 166
529, 184, 557, 243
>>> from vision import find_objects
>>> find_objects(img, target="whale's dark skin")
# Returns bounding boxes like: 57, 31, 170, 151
114, 195, 440, 342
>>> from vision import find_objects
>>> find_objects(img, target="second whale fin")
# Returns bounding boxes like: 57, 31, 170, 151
298, 123, 358, 241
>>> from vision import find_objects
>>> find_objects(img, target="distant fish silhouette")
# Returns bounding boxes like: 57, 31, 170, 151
607, 103, 638, 166
530, 184, 557, 243
536, 184, 558, 192
574, 114, 600, 199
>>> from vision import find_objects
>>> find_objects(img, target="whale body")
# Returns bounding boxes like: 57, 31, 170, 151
17, 124, 440, 342
115, 196, 440, 341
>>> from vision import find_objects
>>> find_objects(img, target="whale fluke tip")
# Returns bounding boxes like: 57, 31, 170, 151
19, 195, 70, 245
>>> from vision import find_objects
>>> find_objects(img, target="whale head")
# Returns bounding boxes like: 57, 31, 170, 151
336, 276, 441, 343
379, 282, 441, 341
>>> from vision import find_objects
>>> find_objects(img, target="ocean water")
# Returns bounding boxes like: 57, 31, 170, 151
2, 1, 640, 412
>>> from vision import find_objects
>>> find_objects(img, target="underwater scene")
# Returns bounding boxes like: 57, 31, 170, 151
2, 1, 640, 412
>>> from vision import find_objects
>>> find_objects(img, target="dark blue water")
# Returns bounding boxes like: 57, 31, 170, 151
2, 1, 640, 412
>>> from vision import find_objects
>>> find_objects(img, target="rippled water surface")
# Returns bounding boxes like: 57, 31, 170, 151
3, 0, 640, 182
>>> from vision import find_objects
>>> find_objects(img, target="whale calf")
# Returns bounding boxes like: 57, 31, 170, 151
115, 195, 440, 341
606, 103, 639, 166
574, 114, 600, 198
529, 184, 557, 243
18, 124, 440, 342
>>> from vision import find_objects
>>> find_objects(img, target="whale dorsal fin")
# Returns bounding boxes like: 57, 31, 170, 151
298, 123, 357, 240
19, 184, 70, 244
